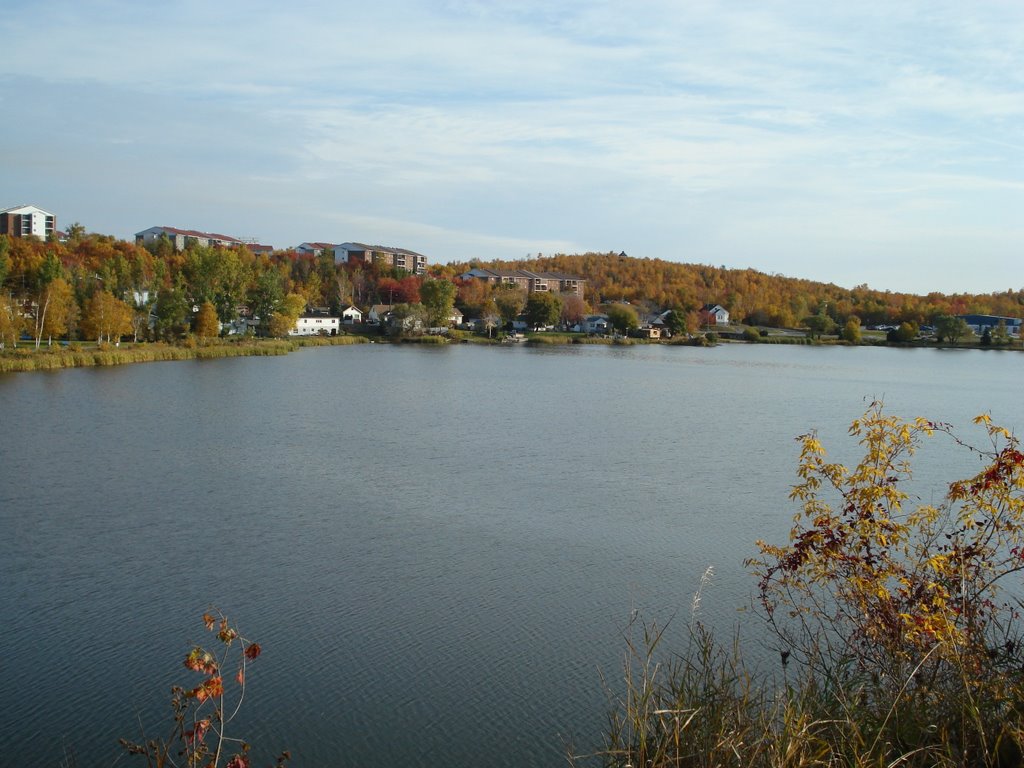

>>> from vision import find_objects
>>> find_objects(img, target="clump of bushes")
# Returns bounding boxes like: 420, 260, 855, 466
585, 403, 1024, 768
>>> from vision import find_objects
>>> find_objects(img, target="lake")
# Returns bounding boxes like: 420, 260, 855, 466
1, 342, 1021, 766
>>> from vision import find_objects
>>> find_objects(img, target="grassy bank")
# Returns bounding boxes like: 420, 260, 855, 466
0, 336, 365, 373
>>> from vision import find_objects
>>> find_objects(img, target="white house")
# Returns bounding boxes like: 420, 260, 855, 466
367, 304, 393, 324
698, 304, 730, 326
1, 204, 56, 240
296, 242, 338, 257
340, 305, 363, 325
578, 314, 611, 334
291, 311, 340, 336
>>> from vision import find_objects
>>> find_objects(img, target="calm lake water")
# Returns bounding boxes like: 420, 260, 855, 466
1, 343, 1022, 767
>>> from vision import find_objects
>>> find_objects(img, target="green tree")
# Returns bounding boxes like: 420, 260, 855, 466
887, 321, 918, 343
525, 291, 563, 329
420, 278, 457, 327
605, 303, 639, 334
249, 269, 284, 335
494, 286, 527, 327
387, 302, 428, 336
481, 299, 501, 338
934, 314, 971, 345
991, 319, 1010, 346
802, 312, 836, 339
154, 285, 191, 341
664, 309, 692, 337
30, 251, 64, 349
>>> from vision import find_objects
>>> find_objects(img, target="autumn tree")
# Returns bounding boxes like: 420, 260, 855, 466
0, 293, 23, 348
456, 277, 492, 318
38, 277, 77, 346
268, 292, 306, 338
840, 316, 862, 344
194, 300, 220, 338
81, 290, 133, 343
560, 293, 588, 329
332, 268, 354, 313
0, 236, 10, 289
887, 321, 918, 343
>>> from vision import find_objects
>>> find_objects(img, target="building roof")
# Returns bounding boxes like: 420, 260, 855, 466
1, 204, 55, 216
138, 225, 243, 244
340, 242, 427, 258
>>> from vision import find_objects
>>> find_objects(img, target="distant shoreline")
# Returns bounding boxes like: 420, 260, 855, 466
2, 331, 1018, 374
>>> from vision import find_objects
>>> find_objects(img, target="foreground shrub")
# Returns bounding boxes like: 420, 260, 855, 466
585, 403, 1024, 768
121, 610, 288, 768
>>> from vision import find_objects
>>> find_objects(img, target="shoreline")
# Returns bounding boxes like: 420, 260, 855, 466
2, 331, 1018, 374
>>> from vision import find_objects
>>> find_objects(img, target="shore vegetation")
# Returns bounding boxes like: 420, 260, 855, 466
576, 403, 1024, 768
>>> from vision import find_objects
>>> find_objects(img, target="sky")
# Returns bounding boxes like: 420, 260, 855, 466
2, 0, 1022, 295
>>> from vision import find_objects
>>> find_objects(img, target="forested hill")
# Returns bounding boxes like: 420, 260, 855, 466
447, 252, 1024, 327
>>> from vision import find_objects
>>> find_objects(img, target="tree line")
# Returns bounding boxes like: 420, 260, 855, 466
452, 251, 1024, 332
2, 230, 1021, 348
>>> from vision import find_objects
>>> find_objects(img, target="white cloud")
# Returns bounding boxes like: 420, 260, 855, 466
3, 0, 1024, 293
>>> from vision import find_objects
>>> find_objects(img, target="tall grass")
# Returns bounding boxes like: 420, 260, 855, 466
576, 605, 1024, 768
0, 340, 299, 372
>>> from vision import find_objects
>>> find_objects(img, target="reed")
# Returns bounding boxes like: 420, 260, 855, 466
0, 340, 298, 372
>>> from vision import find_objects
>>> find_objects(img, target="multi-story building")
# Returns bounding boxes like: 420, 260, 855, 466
135, 226, 273, 253
458, 267, 586, 298
1, 204, 56, 240
295, 242, 338, 257
337, 242, 428, 275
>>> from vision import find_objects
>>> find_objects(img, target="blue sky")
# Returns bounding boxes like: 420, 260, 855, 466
2, 1, 1022, 294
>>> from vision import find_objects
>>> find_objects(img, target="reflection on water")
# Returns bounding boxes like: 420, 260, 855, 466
1, 344, 1020, 766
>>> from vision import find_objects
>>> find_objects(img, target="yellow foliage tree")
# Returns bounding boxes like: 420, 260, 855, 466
752, 402, 1024, 677
0, 293, 24, 348
268, 292, 306, 338
81, 291, 133, 343
194, 300, 220, 338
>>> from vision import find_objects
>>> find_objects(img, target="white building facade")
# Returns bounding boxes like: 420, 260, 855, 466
0, 204, 56, 240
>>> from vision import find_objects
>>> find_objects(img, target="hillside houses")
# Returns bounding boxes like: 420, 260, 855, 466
338, 243, 428, 275
459, 267, 585, 297
135, 226, 273, 253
